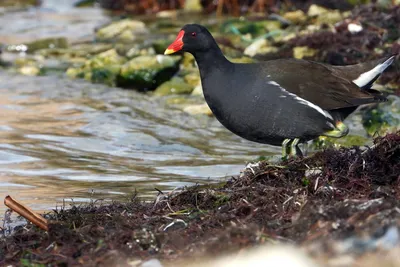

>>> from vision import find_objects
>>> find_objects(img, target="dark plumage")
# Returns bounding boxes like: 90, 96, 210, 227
164, 24, 396, 157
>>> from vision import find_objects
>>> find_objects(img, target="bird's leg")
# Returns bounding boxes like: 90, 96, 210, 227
282, 138, 291, 158
323, 121, 349, 138
290, 138, 301, 157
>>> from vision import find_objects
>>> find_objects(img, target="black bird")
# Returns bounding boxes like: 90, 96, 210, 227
164, 24, 396, 157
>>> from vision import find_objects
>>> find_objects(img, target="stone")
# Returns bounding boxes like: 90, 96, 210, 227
184, 0, 202, 12
283, 10, 307, 24
117, 55, 181, 91
153, 77, 193, 96
362, 96, 400, 137
18, 65, 41, 76
65, 49, 125, 86
244, 38, 279, 57
191, 84, 203, 96
307, 4, 348, 25
183, 103, 213, 116
293, 46, 318, 59
95, 19, 148, 43
183, 71, 200, 87
8, 37, 68, 54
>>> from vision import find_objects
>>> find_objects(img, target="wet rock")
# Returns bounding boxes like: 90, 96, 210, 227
219, 44, 243, 58
165, 96, 190, 105
183, 103, 213, 116
154, 77, 193, 96
221, 19, 283, 38
229, 56, 257, 63
183, 71, 200, 87
257, 20, 283, 32
307, 4, 349, 25
244, 39, 279, 57
362, 96, 400, 136
181, 53, 196, 69
95, 19, 148, 43
314, 134, 370, 150
8, 37, 68, 54
0, 0, 40, 8
244, 38, 267, 57
376, 0, 398, 9
74, 0, 95, 7
293, 46, 318, 59
283, 10, 307, 25
124, 44, 156, 59
18, 65, 41, 76
117, 55, 181, 91
66, 67, 84, 79
13, 56, 44, 76
152, 39, 174, 55
184, 0, 202, 12
141, 259, 163, 267
66, 49, 125, 86
156, 10, 178, 19
191, 84, 203, 96
88, 65, 122, 86
84, 49, 126, 68
37, 43, 113, 58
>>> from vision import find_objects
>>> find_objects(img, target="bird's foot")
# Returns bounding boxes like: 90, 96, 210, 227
282, 138, 303, 160
324, 121, 349, 138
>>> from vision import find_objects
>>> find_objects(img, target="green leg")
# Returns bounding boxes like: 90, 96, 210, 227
324, 121, 349, 138
290, 138, 300, 157
282, 139, 291, 158
282, 138, 303, 159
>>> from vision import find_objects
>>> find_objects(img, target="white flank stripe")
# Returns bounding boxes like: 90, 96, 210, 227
352, 56, 395, 87
268, 81, 333, 120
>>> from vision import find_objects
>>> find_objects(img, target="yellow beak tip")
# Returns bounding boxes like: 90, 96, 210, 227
164, 49, 175, 55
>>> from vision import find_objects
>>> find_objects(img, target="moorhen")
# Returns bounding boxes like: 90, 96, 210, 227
164, 24, 396, 157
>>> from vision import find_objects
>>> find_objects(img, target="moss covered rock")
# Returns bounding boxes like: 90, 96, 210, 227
18, 65, 41, 76
293, 46, 318, 59
220, 19, 283, 38
283, 10, 307, 25
84, 49, 125, 69
95, 19, 148, 43
244, 38, 279, 57
183, 103, 213, 116
37, 43, 113, 59
117, 55, 181, 91
66, 49, 125, 86
307, 4, 349, 25
154, 77, 193, 96
152, 39, 175, 55
8, 37, 68, 54
183, 71, 200, 87
362, 96, 400, 136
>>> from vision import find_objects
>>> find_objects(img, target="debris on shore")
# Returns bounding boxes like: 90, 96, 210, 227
1, 131, 399, 266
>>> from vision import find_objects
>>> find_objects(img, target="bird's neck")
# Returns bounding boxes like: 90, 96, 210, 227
192, 45, 232, 77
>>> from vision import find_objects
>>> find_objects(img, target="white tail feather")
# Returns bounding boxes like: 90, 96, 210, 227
352, 56, 395, 88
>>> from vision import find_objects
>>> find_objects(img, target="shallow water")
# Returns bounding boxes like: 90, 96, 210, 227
0, 71, 276, 214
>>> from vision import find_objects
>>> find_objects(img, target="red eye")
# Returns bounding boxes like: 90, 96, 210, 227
191, 32, 196, 37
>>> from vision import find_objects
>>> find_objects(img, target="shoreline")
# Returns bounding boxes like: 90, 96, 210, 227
1, 131, 399, 266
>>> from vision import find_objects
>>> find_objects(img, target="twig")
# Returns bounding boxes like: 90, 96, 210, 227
4, 195, 48, 231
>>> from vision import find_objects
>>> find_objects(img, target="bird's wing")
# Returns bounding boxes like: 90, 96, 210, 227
261, 58, 386, 111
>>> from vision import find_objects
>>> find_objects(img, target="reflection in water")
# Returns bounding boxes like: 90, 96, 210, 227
0, 72, 277, 214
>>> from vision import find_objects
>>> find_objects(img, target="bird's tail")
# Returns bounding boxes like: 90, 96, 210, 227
352, 54, 397, 90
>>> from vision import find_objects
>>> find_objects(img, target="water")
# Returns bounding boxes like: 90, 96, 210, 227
0, 69, 276, 215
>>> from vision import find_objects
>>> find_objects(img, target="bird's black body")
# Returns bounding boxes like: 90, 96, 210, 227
165, 24, 396, 151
